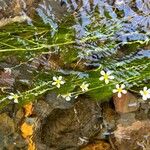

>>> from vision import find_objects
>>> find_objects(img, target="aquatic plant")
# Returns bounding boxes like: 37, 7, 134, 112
0, 0, 150, 109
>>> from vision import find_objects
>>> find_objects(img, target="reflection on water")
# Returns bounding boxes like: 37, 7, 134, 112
0, 0, 150, 69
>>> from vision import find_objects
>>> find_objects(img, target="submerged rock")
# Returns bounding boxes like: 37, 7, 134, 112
0, 93, 149, 150
33, 96, 103, 149
81, 140, 111, 150
113, 92, 140, 113
113, 120, 150, 150
0, 0, 68, 27
0, 0, 41, 27
0, 0, 41, 19
0, 112, 27, 149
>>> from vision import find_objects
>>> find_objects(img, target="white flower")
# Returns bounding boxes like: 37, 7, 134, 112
4, 68, 12, 74
7, 93, 19, 103
80, 82, 89, 92
140, 87, 150, 101
52, 76, 65, 88
113, 84, 127, 98
61, 93, 72, 101
99, 70, 114, 84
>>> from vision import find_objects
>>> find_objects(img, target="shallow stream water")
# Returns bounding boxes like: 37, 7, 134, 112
0, 0, 150, 150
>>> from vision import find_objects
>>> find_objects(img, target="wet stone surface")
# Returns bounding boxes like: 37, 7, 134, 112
113, 120, 150, 150
0, 111, 28, 150
0, 95, 149, 149
0, 0, 150, 150
34, 96, 103, 149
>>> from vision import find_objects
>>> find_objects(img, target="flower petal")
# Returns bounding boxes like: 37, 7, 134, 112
140, 90, 144, 95
7, 96, 13, 100
100, 70, 105, 75
116, 84, 119, 89
66, 96, 71, 101
122, 90, 127, 94
118, 92, 122, 98
14, 99, 19, 103
56, 84, 60, 88
58, 76, 62, 80
99, 76, 104, 81
85, 85, 89, 89
108, 75, 114, 80
105, 79, 109, 84
52, 82, 57, 85
121, 84, 125, 89
144, 87, 147, 91
147, 94, 150, 99
75, 95, 78, 99
60, 81, 65, 84
142, 95, 147, 100
53, 76, 57, 81
113, 89, 117, 93
10, 93, 14, 95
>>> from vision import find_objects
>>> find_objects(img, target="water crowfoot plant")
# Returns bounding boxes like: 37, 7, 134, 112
52, 76, 65, 88
0, 6, 150, 109
80, 82, 90, 92
140, 87, 150, 101
61, 93, 72, 101
7, 93, 19, 103
99, 70, 114, 84
113, 84, 127, 98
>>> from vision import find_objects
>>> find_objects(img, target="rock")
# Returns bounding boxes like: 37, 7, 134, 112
99, 102, 118, 139
113, 120, 150, 150
102, 103, 118, 129
113, 92, 139, 113
33, 99, 53, 118
33, 97, 102, 149
0, 0, 40, 19
16, 108, 24, 123
81, 140, 111, 150
0, 69, 15, 87
135, 101, 150, 120
117, 113, 136, 126
0, 0, 68, 27
0, 113, 27, 149
37, 0, 68, 20
45, 93, 74, 109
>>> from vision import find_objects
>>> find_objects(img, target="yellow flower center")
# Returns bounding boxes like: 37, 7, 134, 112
143, 91, 148, 96
56, 80, 61, 84
104, 74, 108, 80
118, 88, 122, 93
13, 95, 19, 100
81, 85, 85, 89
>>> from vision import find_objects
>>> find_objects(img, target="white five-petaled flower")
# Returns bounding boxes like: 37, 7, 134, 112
61, 93, 72, 101
7, 93, 19, 103
99, 70, 114, 84
140, 87, 150, 101
80, 82, 89, 92
52, 76, 65, 88
113, 84, 127, 98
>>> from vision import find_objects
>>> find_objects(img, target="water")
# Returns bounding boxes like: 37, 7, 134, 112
0, 1, 150, 150
0, 0, 150, 110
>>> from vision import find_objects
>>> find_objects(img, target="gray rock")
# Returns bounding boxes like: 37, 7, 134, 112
45, 93, 74, 109
34, 97, 102, 150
